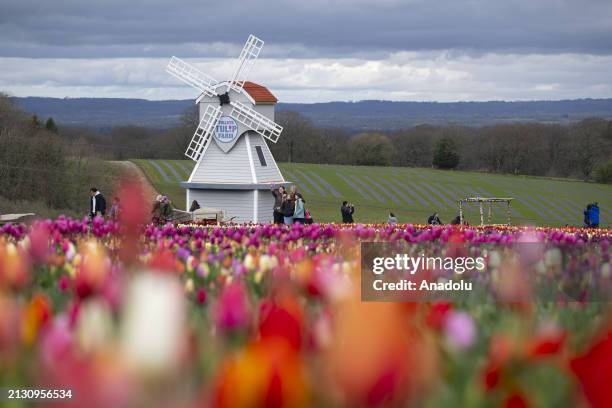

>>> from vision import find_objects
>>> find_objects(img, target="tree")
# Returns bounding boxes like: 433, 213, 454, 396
348, 133, 392, 166
569, 119, 609, 180
45, 117, 58, 133
273, 111, 318, 163
31, 115, 41, 128
432, 137, 460, 169
594, 160, 612, 184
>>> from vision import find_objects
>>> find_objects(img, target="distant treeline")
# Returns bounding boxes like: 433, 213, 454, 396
5, 92, 612, 194
55, 107, 612, 183
68, 105, 611, 182
269, 111, 612, 182
0, 93, 119, 216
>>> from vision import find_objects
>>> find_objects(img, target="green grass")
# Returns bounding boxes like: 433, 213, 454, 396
131, 159, 611, 226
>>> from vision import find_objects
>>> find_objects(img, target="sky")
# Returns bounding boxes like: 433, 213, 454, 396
1, 0, 611, 103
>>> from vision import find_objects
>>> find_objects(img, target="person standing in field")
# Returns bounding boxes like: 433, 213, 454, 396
293, 193, 306, 224
583, 204, 592, 227
589, 202, 600, 228
271, 186, 285, 224
89, 187, 107, 219
341, 201, 355, 223
107, 196, 121, 221
427, 212, 442, 225
152, 195, 163, 225
281, 193, 295, 225
161, 196, 174, 222
388, 212, 398, 225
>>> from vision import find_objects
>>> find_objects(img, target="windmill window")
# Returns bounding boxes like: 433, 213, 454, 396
255, 146, 267, 166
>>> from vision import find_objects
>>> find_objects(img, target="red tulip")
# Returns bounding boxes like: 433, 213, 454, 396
571, 326, 612, 408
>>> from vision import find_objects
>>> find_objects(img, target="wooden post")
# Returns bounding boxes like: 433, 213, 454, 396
459, 201, 463, 225
479, 201, 484, 226
507, 200, 511, 225
487, 204, 492, 224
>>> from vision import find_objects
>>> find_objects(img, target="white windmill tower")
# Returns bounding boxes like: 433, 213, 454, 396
167, 34, 291, 223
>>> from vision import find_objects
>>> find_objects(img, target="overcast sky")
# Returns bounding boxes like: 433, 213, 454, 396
1, 0, 611, 103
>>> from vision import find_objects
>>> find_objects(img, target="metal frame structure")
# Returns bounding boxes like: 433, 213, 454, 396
458, 197, 514, 226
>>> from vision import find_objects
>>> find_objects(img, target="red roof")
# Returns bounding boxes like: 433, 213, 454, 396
242, 81, 278, 104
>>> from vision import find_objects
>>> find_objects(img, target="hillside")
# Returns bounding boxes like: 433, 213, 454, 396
13, 97, 612, 131
131, 160, 611, 226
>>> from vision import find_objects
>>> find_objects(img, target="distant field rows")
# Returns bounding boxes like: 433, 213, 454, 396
131, 159, 611, 226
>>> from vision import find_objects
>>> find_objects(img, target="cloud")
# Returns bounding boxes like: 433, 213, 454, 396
0, 0, 612, 58
2, 52, 612, 103
0, 1, 610, 101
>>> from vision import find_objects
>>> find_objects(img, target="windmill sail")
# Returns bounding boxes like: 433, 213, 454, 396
185, 105, 223, 161
226, 35, 265, 94
167, 57, 218, 98
229, 100, 283, 143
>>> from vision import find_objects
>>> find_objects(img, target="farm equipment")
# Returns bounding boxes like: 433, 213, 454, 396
0, 213, 36, 225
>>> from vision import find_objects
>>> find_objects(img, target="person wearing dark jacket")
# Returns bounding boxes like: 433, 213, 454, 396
341, 201, 355, 223
89, 187, 107, 218
427, 212, 442, 225
281, 193, 295, 225
271, 186, 285, 224
583, 204, 592, 227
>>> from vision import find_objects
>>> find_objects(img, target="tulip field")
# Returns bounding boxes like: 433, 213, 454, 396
1, 180, 611, 408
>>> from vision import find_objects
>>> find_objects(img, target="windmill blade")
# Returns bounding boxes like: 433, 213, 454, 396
226, 35, 265, 94
167, 56, 218, 98
229, 100, 283, 143
185, 105, 223, 162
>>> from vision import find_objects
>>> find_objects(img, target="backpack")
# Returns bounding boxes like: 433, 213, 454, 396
305, 209, 311, 219
282, 201, 294, 217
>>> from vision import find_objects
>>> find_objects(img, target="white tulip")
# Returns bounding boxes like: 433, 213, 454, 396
120, 273, 185, 374
76, 300, 113, 353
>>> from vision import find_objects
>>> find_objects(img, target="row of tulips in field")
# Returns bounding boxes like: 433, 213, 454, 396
0, 216, 611, 407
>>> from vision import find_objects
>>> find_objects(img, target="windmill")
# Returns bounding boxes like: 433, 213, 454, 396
167, 34, 291, 223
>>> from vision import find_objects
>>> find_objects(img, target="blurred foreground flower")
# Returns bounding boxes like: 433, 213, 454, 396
326, 297, 437, 407
212, 338, 309, 408
214, 282, 251, 335
571, 326, 612, 408
444, 311, 477, 351
120, 272, 186, 375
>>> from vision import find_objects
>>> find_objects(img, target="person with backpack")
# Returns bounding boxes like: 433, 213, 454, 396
450, 215, 462, 225
427, 212, 442, 225
341, 201, 355, 223
281, 193, 295, 225
89, 187, 107, 219
589, 202, 600, 228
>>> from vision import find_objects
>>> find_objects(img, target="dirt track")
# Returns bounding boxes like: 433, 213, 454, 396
112, 161, 160, 201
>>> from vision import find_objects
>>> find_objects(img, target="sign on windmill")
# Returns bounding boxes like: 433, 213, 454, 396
166, 34, 291, 223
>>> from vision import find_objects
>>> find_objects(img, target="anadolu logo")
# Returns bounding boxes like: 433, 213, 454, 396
214, 116, 239, 143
